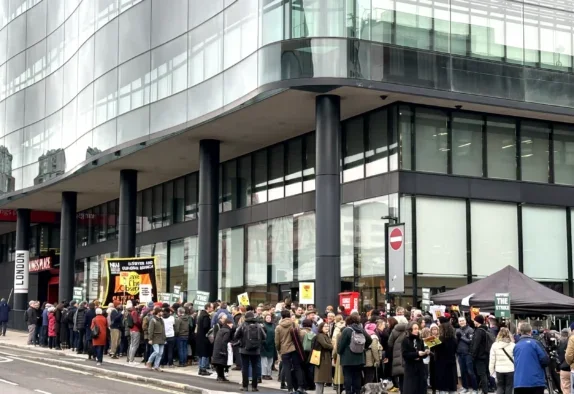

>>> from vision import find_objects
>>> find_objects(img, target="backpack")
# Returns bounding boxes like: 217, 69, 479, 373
303, 331, 316, 351
481, 328, 495, 353
244, 323, 262, 351
91, 324, 100, 338
349, 328, 367, 354
126, 313, 134, 329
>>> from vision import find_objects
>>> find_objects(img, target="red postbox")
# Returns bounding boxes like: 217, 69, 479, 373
339, 292, 360, 313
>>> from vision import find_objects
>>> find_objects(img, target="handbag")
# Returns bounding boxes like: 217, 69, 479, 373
310, 349, 321, 366
502, 347, 514, 364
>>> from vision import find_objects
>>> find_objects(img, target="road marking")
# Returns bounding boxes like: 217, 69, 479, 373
0, 378, 18, 386
34, 390, 51, 394
0, 351, 92, 375
0, 356, 12, 362
98, 376, 185, 393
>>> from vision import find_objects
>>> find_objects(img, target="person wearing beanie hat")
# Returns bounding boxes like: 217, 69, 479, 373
471, 315, 491, 394
147, 301, 154, 308
364, 322, 382, 383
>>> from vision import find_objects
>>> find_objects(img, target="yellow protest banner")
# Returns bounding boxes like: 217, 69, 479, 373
238, 292, 250, 306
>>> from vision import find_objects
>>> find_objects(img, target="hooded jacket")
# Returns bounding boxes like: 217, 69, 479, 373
275, 318, 297, 356
514, 335, 549, 388
489, 340, 515, 373
389, 323, 407, 376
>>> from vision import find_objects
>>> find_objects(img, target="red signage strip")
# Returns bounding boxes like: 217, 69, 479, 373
29, 257, 52, 273
0, 209, 58, 224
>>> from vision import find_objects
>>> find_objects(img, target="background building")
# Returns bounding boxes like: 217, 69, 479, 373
0, 0, 572, 314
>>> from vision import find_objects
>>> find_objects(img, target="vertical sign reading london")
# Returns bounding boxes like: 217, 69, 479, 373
104, 257, 157, 305
494, 292, 511, 318
14, 250, 30, 294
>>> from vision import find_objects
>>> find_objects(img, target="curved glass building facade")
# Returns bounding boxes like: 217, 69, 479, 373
0, 0, 572, 193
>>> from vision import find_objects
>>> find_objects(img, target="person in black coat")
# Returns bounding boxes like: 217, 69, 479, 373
432, 323, 458, 393
212, 317, 234, 382
402, 321, 429, 394
196, 303, 214, 375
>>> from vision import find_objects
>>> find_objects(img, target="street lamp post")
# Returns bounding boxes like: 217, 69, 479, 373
382, 215, 398, 310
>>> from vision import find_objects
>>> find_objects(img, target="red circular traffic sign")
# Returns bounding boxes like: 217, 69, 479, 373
389, 227, 403, 251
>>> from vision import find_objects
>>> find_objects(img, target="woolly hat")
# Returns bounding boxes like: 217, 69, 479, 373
365, 322, 376, 336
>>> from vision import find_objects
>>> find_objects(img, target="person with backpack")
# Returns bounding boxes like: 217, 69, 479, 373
301, 319, 316, 390
337, 313, 373, 394
471, 315, 494, 394
234, 311, 266, 391
90, 308, 108, 366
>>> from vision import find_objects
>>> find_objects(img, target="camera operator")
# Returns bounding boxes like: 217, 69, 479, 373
557, 329, 571, 394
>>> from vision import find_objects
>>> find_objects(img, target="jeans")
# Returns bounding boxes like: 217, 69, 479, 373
162, 337, 175, 366
282, 351, 305, 391
76, 329, 86, 353
34, 325, 41, 344
128, 331, 140, 362
143, 342, 152, 362
177, 337, 188, 366
474, 359, 490, 394
496, 372, 514, 394
458, 353, 478, 390
69, 328, 77, 349
110, 328, 121, 355
0, 321, 7, 336
241, 354, 260, 389
343, 365, 363, 394
120, 332, 128, 355
27, 324, 35, 344
247, 356, 262, 379
261, 356, 273, 376
39, 325, 47, 345
149, 344, 165, 369
94, 345, 104, 363
199, 356, 210, 370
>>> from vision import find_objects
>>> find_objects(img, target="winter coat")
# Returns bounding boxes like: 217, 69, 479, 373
148, 315, 167, 345
489, 340, 515, 374
174, 315, 190, 338
337, 323, 372, 366
558, 339, 570, 371
67, 306, 77, 328
275, 318, 298, 356
48, 313, 57, 337
313, 332, 333, 384
388, 323, 407, 376
74, 306, 87, 331
142, 313, 151, 341
211, 307, 232, 327
261, 322, 276, 358
25, 307, 38, 326
54, 307, 62, 334
234, 317, 266, 356
332, 321, 346, 386
108, 308, 122, 330
455, 325, 474, 354
90, 315, 108, 347
514, 335, 549, 388
0, 301, 10, 323
432, 336, 458, 391
365, 334, 382, 367
565, 334, 574, 369
402, 333, 427, 394
42, 308, 48, 326
470, 325, 490, 360
212, 325, 233, 365
196, 310, 212, 358
84, 308, 96, 341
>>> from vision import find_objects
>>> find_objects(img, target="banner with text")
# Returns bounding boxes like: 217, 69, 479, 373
104, 257, 157, 305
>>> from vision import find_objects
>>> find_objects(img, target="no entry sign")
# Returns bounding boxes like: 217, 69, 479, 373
390, 227, 403, 250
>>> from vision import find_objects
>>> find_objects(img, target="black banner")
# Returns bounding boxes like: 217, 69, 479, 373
104, 257, 157, 305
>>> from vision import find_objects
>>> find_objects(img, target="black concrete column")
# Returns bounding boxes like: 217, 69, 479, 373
59, 192, 77, 303
197, 140, 220, 301
14, 208, 31, 311
118, 170, 137, 258
315, 95, 341, 313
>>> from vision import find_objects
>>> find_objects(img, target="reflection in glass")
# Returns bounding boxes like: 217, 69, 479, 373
237, 155, 251, 208
486, 117, 516, 179
62, 97, 77, 147
303, 132, 315, 192
46, 25, 64, 74
151, 35, 187, 102
295, 212, 315, 281
96, 0, 119, 30
92, 118, 116, 153
520, 121, 549, 183
219, 227, 244, 301
78, 36, 95, 91
119, 52, 151, 115
415, 107, 448, 173
357, 196, 388, 277
343, 117, 364, 182
25, 39, 47, 85
223, 53, 257, 105
118, 0, 151, 64
63, 53, 78, 105
150, 90, 186, 134
223, 0, 258, 69
5, 89, 24, 133
252, 150, 267, 204
246, 222, 267, 286
285, 138, 302, 196
94, 18, 118, 78
340, 204, 353, 278
366, 109, 388, 176
22, 120, 44, 166
292, 0, 347, 38
554, 127, 574, 185
268, 144, 284, 201
151, 0, 187, 48
7, 52, 26, 95
187, 74, 223, 121
222, 160, 236, 211
117, 106, 149, 144
188, 14, 223, 87
64, 7, 79, 62
94, 68, 118, 126
452, 113, 483, 177
189, 0, 223, 29
270, 217, 293, 283
7, 13, 25, 59
77, 84, 94, 136
78, 0, 95, 45
24, 80, 45, 126
260, 0, 284, 46
184, 173, 198, 220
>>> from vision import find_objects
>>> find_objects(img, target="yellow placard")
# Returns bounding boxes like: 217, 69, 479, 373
424, 335, 442, 348
237, 292, 250, 306
299, 282, 315, 304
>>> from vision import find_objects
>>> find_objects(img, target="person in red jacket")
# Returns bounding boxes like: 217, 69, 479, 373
91, 308, 108, 366
47, 307, 57, 349
127, 304, 142, 365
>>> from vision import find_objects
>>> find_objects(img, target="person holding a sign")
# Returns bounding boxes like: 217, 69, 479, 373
401, 321, 429, 394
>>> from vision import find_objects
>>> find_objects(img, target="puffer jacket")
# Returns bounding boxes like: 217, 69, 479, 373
74, 306, 87, 331
489, 340, 515, 373
388, 323, 407, 376
365, 334, 382, 367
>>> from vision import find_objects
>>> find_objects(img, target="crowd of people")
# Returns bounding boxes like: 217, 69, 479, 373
4, 298, 573, 394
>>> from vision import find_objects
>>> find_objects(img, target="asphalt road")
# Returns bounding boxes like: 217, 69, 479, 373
0, 345, 284, 394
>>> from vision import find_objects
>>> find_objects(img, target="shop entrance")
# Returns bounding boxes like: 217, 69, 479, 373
47, 276, 59, 304
278, 284, 299, 303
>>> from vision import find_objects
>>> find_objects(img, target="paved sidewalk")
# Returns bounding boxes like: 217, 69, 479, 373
0, 330, 287, 393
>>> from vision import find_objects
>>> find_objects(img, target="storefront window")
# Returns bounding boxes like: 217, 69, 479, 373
138, 242, 167, 293
222, 160, 237, 212
173, 177, 185, 223
452, 113, 483, 177
169, 236, 198, 301
252, 150, 267, 204
520, 121, 550, 183
416, 196, 467, 276
486, 117, 516, 180
152, 185, 163, 229
471, 201, 518, 277
270, 217, 293, 283
142, 188, 152, 231
246, 222, 267, 286
219, 227, 244, 302
294, 212, 315, 281
341, 204, 354, 278
522, 206, 567, 280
